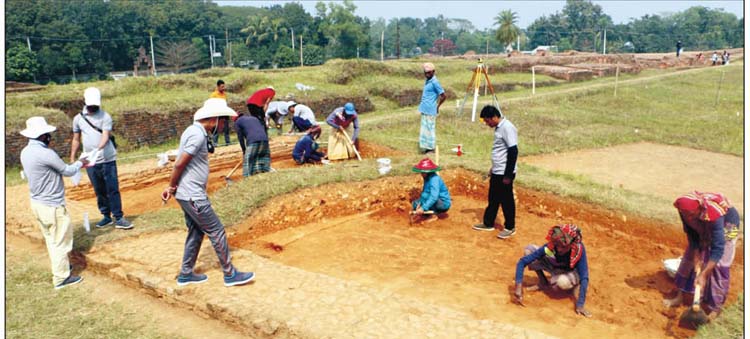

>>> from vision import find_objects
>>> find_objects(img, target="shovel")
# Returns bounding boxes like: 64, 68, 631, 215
339, 128, 362, 161
679, 264, 710, 329
223, 160, 243, 186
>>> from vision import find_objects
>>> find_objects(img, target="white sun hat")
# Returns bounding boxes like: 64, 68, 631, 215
20, 116, 57, 138
193, 98, 238, 121
84, 87, 101, 106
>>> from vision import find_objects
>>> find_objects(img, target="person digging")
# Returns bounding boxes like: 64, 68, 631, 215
410, 158, 451, 223
161, 98, 255, 287
662, 191, 740, 324
513, 224, 592, 318
325, 102, 360, 161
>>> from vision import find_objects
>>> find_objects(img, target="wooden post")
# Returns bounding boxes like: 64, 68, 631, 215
614, 65, 619, 97
714, 70, 725, 107
532, 66, 536, 95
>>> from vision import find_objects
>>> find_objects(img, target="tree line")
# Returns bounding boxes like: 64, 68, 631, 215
5, 0, 743, 83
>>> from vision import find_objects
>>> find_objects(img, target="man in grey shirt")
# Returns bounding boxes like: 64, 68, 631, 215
70, 87, 133, 229
473, 105, 519, 239
20, 116, 88, 289
161, 98, 255, 287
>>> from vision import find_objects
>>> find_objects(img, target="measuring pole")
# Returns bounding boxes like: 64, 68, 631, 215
150, 34, 157, 76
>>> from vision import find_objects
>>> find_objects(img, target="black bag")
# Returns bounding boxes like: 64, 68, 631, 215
79, 112, 117, 149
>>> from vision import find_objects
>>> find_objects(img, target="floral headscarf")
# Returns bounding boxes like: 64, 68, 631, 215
545, 224, 583, 268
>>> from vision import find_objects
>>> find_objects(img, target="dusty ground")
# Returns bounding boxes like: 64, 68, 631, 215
522, 142, 744, 215
230, 169, 744, 339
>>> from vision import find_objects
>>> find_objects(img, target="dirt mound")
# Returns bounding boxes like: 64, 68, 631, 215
228, 168, 743, 338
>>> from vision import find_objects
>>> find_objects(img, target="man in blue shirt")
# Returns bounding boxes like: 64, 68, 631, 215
411, 158, 451, 223
418, 63, 446, 153
513, 224, 591, 318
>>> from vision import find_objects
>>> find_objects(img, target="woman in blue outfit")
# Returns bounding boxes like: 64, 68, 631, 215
411, 158, 451, 223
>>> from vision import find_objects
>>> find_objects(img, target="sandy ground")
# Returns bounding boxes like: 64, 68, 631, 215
229, 170, 743, 339
522, 142, 744, 215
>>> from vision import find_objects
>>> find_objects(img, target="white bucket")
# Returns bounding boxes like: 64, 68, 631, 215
378, 166, 391, 175
377, 158, 391, 167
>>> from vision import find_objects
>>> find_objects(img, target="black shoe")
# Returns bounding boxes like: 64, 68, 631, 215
55, 275, 83, 290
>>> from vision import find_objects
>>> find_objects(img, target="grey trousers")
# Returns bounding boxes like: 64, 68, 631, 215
177, 199, 235, 276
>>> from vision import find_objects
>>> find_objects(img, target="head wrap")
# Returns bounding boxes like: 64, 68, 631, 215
423, 63, 435, 72
673, 191, 731, 222
545, 224, 583, 268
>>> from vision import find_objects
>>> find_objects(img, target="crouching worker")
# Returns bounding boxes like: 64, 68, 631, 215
162, 98, 255, 287
326, 102, 360, 160
411, 158, 451, 223
292, 125, 325, 165
663, 192, 740, 321
513, 224, 591, 318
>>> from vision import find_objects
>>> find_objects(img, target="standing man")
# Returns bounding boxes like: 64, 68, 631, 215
21, 117, 88, 289
70, 87, 133, 229
288, 102, 319, 133
418, 62, 446, 154
472, 105, 518, 239
246, 86, 276, 128
676, 40, 682, 58
264, 100, 293, 134
161, 98, 255, 287
210, 79, 231, 145
326, 102, 360, 160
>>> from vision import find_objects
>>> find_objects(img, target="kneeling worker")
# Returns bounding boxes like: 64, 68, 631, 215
292, 125, 325, 164
411, 158, 451, 223
513, 224, 591, 318
288, 102, 319, 133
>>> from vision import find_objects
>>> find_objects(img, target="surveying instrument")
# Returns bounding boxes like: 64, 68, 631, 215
456, 59, 502, 122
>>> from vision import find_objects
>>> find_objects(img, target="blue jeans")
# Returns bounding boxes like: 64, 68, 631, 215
85, 160, 123, 219
412, 199, 450, 213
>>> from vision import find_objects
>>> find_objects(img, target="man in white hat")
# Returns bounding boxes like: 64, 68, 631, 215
20, 116, 89, 289
418, 62, 446, 154
287, 102, 319, 133
70, 87, 133, 230
264, 99, 293, 134
161, 98, 255, 287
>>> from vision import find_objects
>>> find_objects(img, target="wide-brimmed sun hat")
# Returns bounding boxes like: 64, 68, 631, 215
412, 157, 441, 173
84, 87, 101, 106
20, 116, 57, 138
194, 98, 237, 121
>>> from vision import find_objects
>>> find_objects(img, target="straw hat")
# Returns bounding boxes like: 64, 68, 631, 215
412, 158, 441, 173
20, 116, 57, 138
193, 98, 237, 121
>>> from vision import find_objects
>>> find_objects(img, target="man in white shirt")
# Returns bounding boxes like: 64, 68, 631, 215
472, 105, 519, 239
288, 102, 319, 133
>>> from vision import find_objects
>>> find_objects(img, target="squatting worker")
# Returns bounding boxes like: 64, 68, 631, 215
161, 98, 255, 287
411, 158, 451, 223
246, 86, 276, 130
264, 100, 293, 134
292, 125, 325, 165
663, 191, 740, 321
513, 224, 591, 318
418, 62, 446, 154
325, 102, 360, 160
70, 87, 133, 230
235, 107, 271, 176
21, 117, 89, 289
472, 105, 518, 239
288, 102, 319, 133
209, 79, 231, 145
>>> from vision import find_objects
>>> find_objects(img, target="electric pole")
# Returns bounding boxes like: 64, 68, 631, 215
291, 28, 295, 50
395, 19, 401, 59
150, 34, 157, 76
380, 30, 384, 61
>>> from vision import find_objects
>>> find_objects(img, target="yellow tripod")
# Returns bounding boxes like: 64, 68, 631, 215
456, 59, 502, 122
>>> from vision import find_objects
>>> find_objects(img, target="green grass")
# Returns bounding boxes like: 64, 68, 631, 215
6, 251, 170, 339
695, 294, 744, 339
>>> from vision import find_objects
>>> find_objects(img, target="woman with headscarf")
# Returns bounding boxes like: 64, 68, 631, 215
410, 158, 451, 223
663, 191, 740, 320
513, 224, 591, 318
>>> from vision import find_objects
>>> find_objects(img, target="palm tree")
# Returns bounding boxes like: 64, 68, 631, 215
267, 18, 288, 42
494, 10, 519, 50
241, 15, 270, 46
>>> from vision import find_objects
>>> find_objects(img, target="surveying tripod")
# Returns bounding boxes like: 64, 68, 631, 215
455, 59, 502, 122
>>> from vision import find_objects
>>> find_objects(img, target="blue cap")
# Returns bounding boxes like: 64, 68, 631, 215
344, 102, 356, 115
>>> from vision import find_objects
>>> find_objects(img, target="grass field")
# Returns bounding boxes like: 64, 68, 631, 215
6, 57, 744, 337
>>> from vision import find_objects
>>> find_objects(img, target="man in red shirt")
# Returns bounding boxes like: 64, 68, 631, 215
246, 86, 275, 128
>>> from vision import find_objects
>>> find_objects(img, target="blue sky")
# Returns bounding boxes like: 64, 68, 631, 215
216, 1, 744, 30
